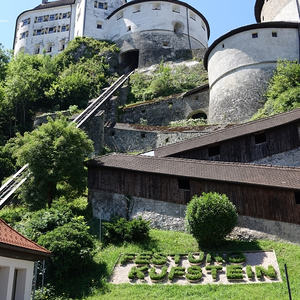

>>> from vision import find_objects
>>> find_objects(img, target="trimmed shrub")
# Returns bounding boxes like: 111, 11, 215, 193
227, 252, 246, 264
255, 265, 277, 280
246, 265, 255, 279
135, 253, 152, 265
103, 217, 150, 244
128, 266, 148, 280
149, 266, 168, 281
226, 265, 244, 280
205, 265, 223, 280
120, 253, 136, 265
185, 192, 238, 247
168, 267, 185, 281
186, 266, 203, 281
188, 252, 205, 265
152, 253, 167, 265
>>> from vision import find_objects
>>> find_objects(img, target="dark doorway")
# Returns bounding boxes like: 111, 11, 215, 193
191, 112, 207, 120
120, 50, 139, 72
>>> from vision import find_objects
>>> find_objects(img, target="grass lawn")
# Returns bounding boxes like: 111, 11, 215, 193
83, 229, 300, 300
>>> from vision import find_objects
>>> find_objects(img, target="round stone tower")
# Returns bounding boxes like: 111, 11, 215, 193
205, 0, 300, 124
255, 0, 300, 23
106, 0, 210, 68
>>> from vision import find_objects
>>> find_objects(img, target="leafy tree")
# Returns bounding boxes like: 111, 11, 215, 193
252, 61, 300, 119
185, 192, 238, 247
0, 43, 10, 82
0, 145, 15, 183
12, 117, 93, 208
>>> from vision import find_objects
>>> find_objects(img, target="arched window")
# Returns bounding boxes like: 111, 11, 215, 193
174, 22, 183, 34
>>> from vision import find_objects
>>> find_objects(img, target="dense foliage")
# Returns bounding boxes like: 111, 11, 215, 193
103, 216, 150, 244
11, 117, 93, 208
185, 192, 238, 247
0, 37, 119, 143
252, 60, 300, 119
129, 61, 207, 103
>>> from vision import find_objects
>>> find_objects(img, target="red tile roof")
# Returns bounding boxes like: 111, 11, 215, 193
155, 109, 300, 157
0, 219, 51, 257
88, 153, 300, 190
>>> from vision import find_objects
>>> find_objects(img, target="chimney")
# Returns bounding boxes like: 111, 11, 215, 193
42, 0, 48, 4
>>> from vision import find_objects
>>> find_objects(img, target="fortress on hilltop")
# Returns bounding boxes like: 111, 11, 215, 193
14, 0, 299, 123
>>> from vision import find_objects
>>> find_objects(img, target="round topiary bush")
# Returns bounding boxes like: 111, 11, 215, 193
185, 192, 238, 247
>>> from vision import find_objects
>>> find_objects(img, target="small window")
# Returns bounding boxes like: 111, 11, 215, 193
208, 145, 220, 157
272, 32, 277, 37
163, 41, 169, 47
201, 21, 206, 31
255, 132, 266, 144
190, 12, 196, 21
295, 191, 300, 205
165, 137, 169, 143
111, 130, 115, 136
178, 178, 190, 190
34, 46, 40, 54
59, 41, 65, 51
127, 25, 131, 31
97, 22, 102, 29
133, 4, 141, 12
117, 11, 123, 20
46, 45, 53, 53
36, 29, 42, 35
141, 133, 146, 138
94, 1, 97, 8
98, 2, 108, 9
153, 3, 161, 10
252, 33, 258, 38
48, 27, 55, 34
222, 44, 225, 48
172, 5, 180, 13
43, 15, 49, 22
37, 16, 43, 23
49, 14, 55, 21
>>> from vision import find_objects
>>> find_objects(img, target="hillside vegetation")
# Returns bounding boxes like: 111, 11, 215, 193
128, 61, 208, 104
252, 61, 300, 120
0, 37, 119, 144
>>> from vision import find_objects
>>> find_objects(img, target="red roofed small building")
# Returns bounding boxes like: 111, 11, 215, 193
0, 219, 51, 300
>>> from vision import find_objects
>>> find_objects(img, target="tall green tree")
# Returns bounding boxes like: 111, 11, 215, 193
12, 117, 93, 209
0, 43, 10, 82
252, 61, 300, 119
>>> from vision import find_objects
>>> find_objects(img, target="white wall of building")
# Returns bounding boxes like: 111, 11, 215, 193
0, 256, 34, 300
207, 27, 299, 88
15, 3, 77, 55
107, 1, 208, 48
260, 0, 299, 22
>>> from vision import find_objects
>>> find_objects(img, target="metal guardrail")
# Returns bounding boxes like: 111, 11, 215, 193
0, 71, 134, 208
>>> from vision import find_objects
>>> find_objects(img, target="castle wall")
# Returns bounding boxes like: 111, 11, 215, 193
206, 25, 299, 124
120, 87, 209, 126
260, 0, 299, 22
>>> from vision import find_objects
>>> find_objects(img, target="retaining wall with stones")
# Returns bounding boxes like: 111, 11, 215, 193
90, 191, 300, 243
104, 123, 222, 152
120, 87, 209, 126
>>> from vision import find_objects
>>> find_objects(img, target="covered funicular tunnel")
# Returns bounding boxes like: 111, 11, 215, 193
107, 0, 210, 68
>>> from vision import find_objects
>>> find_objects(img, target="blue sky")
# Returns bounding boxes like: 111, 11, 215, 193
0, 0, 256, 50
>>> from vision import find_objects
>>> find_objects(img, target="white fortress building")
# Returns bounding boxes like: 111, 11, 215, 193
14, 0, 209, 67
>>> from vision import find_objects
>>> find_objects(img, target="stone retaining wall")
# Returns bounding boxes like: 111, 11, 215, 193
90, 191, 300, 243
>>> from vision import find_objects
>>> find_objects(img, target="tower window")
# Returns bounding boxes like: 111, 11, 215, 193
133, 5, 141, 13
97, 22, 103, 29
153, 3, 161, 10
127, 25, 131, 31
117, 11, 123, 20
190, 12, 196, 21
172, 5, 180, 13
252, 33, 258, 38
272, 32, 277, 37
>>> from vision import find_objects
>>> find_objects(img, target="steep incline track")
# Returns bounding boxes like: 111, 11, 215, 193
0, 71, 134, 209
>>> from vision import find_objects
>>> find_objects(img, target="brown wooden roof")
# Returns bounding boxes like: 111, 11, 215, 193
0, 219, 51, 260
154, 109, 300, 158
88, 153, 300, 190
